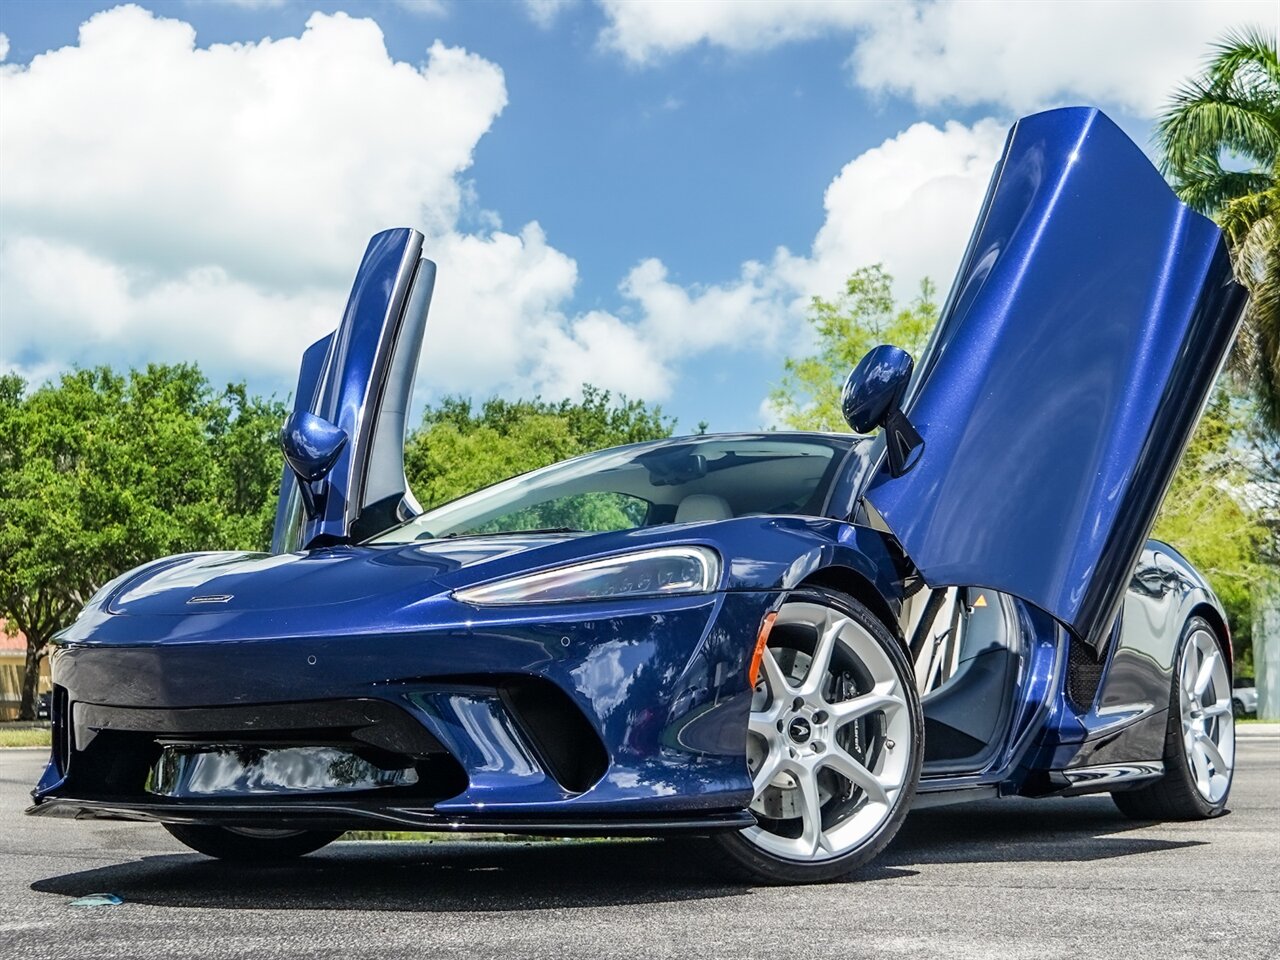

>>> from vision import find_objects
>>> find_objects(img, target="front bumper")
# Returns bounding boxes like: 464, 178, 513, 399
29, 590, 777, 833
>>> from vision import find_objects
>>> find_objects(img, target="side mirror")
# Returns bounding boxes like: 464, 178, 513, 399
842, 344, 925, 477
280, 411, 348, 518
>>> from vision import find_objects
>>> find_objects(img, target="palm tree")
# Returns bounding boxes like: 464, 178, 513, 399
1158, 27, 1279, 433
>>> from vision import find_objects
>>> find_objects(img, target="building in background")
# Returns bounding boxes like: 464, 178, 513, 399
0, 621, 51, 721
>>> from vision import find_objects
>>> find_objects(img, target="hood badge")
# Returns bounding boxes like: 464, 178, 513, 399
187, 594, 234, 604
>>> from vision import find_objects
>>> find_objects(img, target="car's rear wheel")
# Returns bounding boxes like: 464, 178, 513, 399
1112, 616, 1234, 821
710, 586, 923, 884
164, 824, 342, 861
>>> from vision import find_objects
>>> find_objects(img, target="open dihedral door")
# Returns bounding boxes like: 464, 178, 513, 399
863, 107, 1248, 648
272, 229, 436, 553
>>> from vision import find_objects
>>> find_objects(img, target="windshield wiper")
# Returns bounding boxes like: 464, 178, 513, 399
439, 527, 584, 541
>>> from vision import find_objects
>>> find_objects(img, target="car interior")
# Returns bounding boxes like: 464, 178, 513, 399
900, 586, 1025, 775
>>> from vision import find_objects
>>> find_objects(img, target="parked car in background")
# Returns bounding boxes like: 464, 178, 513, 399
1233, 678, 1258, 718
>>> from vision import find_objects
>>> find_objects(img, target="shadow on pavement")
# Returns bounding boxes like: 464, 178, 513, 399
885, 795, 1209, 866
30, 796, 1206, 911
29, 837, 913, 912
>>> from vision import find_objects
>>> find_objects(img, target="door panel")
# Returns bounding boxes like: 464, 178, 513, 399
272, 228, 436, 552
864, 107, 1247, 646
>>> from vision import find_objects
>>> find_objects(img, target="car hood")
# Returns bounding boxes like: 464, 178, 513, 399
105, 534, 583, 617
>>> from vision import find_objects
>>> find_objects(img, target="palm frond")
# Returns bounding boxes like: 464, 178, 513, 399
1159, 80, 1280, 174
1217, 186, 1278, 245
1229, 215, 1280, 432
1207, 26, 1280, 90
1174, 162, 1274, 216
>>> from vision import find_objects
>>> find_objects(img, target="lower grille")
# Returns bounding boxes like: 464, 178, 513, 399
61, 697, 467, 804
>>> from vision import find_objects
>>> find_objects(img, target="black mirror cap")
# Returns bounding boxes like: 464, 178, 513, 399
842, 344, 924, 478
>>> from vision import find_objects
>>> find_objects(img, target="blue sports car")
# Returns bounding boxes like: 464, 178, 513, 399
29, 107, 1248, 884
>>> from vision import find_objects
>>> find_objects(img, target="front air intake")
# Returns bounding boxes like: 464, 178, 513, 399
500, 677, 609, 794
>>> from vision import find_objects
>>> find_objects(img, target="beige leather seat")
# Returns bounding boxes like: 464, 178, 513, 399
674, 494, 733, 524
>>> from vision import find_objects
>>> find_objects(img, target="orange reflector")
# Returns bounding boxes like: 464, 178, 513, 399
748, 612, 778, 688
973, 594, 987, 608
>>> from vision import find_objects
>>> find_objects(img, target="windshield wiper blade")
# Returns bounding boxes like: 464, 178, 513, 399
440, 527, 583, 540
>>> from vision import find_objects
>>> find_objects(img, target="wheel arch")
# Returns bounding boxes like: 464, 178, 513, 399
1188, 602, 1233, 682
795, 565, 904, 644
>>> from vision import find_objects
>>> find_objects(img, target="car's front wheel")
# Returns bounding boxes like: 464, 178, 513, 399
164, 824, 342, 861
710, 587, 923, 884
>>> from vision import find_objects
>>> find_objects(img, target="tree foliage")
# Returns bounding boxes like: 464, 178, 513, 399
1152, 390, 1269, 661
771, 266, 1268, 661
769, 266, 937, 432
404, 384, 675, 510
1158, 26, 1280, 432
0, 365, 286, 718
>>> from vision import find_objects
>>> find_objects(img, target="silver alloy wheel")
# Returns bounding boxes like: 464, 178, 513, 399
743, 601, 912, 862
1179, 627, 1235, 804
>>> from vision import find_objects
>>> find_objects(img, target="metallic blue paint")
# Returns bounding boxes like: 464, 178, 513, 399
274, 228, 433, 552
866, 107, 1248, 646
279, 410, 348, 485
27, 107, 1240, 840
841, 345, 914, 433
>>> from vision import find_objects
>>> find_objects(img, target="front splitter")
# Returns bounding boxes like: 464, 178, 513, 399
27, 796, 755, 837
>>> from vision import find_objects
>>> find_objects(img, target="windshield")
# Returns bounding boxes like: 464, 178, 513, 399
370, 435, 851, 544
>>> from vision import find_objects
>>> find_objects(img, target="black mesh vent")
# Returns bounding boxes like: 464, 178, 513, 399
1066, 638, 1104, 710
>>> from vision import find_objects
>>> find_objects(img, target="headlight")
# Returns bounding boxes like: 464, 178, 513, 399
453, 546, 722, 606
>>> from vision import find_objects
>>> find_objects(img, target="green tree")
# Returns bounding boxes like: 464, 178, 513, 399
770, 265, 1266, 659
0, 365, 286, 718
1152, 389, 1268, 663
404, 384, 675, 510
769, 266, 937, 431
1158, 26, 1280, 431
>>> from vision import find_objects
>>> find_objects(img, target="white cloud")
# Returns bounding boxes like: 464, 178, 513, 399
0, 34, 9, 62
590, 117, 1009, 423
0, 5, 676, 404
621, 257, 788, 355
848, 0, 1273, 117
0, 235, 337, 379
775, 118, 1008, 302
597, 0, 1271, 117
599, 0, 875, 64
392, 0, 449, 17
522, 0, 575, 29
539, 310, 670, 399
1, 7, 505, 288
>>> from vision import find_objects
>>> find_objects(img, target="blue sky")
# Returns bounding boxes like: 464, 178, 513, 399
0, 0, 1271, 431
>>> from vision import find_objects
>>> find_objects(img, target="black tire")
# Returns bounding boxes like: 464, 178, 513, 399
1232, 698, 1245, 719
706, 586, 923, 884
1112, 616, 1233, 821
164, 824, 342, 861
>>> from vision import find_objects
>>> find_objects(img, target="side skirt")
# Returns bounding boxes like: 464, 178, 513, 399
1055, 761, 1165, 796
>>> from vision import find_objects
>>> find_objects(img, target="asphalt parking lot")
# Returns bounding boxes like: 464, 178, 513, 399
2, 731, 1277, 960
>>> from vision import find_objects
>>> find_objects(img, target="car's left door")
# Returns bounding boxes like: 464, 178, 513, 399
272, 228, 437, 552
